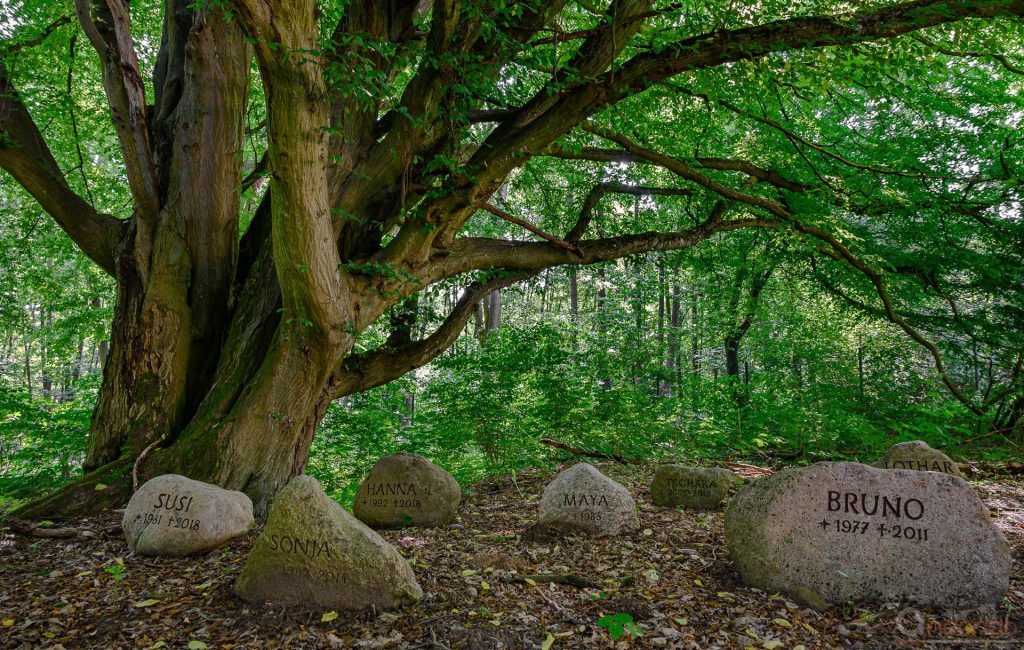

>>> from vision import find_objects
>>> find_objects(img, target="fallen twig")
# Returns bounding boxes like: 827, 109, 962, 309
722, 461, 773, 477
515, 573, 598, 588
132, 436, 164, 493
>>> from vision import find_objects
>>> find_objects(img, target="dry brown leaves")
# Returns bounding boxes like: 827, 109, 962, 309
1, 464, 1022, 649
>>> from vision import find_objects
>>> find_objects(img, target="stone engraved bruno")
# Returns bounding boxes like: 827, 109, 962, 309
821, 490, 929, 542
725, 462, 1011, 608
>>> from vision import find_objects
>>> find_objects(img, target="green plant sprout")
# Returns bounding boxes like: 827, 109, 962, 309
597, 612, 643, 640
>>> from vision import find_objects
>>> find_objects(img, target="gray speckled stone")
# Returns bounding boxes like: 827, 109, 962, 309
537, 463, 640, 537
234, 475, 421, 611
725, 462, 1010, 609
353, 452, 461, 528
122, 475, 253, 557
650, 465, 733, 509
872, 440, 961, 477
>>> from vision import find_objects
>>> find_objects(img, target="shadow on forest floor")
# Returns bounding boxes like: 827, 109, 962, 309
1, 463, 1022, 649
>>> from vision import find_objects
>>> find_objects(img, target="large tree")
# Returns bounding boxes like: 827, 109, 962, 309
2, 0, 1022, 516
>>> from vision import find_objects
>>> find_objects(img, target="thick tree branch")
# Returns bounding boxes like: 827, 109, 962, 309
607, 0, 1024, 103
74, 0, 160, 222
234, 0, 352, 337
0, 70, 123, 275
334, 273, 530, 397
466, 0, 1023, 200
428, 217, 779, 282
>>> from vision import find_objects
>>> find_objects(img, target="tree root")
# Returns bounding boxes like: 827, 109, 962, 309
5, 457, 133, 521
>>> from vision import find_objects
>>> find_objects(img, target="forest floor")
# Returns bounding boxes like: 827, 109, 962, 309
0, 462, 1022, 649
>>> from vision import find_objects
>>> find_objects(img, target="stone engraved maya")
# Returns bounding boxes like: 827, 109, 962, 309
724, 462, 1011, 609
122, 475, 254, 557
537, 463, 640, 536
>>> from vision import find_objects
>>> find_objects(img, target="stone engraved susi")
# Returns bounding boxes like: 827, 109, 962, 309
123, 475, 253, 557
154, 493, 195, 511
144, 493, 202, 530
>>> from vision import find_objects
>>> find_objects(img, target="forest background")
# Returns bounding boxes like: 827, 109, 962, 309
1, 0, 1022, 511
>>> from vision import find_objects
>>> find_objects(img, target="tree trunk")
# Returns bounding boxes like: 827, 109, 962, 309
723, 264, 773, 409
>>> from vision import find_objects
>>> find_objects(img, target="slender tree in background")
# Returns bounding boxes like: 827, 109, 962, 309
1, 0, 1023, 516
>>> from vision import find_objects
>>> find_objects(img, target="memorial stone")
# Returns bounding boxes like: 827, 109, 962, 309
122, 474, 254, 557
536, 463, 640, 537
353, 452, 461, 528
234, 475, 422, 611
650, 465, 733, 509
725, 462, 1010, 609
872, 440, 961, 476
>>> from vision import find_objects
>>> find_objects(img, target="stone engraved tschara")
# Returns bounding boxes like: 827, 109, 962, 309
667, 478, 717, 498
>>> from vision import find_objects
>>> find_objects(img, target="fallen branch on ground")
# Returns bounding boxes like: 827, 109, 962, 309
6, 518, 86, 538
539, 438, 629, 464
722, 461, 774, 477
